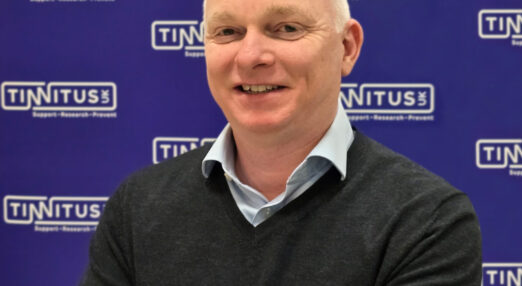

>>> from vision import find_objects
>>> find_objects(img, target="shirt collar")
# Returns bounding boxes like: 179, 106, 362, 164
202, 98, 354, 180
307, 100, 353, 180
202, 123, 235, 178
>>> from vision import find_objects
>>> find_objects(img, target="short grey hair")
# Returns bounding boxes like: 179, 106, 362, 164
332, 0, 351, 32
203, 0, 351, 32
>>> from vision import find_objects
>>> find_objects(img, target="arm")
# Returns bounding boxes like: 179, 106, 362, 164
384, 194, 482, 286
79, 182, 134, 286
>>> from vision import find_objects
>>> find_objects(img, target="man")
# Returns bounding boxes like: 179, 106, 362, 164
81, 0, 482, 285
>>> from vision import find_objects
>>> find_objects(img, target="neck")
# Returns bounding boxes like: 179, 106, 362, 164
232, 115, 335, 201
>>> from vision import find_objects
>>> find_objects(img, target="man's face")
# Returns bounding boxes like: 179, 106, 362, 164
204, 0, 354, 135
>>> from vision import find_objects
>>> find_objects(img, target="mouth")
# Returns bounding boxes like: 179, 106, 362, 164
235, 84, 285, 95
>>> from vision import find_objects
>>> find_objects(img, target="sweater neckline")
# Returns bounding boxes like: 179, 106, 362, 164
207, 162, 346, 243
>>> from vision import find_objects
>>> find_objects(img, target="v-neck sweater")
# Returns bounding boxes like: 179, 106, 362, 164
81, 132, 482, 286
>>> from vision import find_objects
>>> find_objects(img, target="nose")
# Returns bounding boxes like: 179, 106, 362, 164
235, 28, 275, 72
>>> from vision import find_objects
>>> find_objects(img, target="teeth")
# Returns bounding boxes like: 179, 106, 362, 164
241, 85, 279, 94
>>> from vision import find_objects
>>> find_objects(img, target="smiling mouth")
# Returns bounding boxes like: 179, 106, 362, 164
237, 84, 285, 94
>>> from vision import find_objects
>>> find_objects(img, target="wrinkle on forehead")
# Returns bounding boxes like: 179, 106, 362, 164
206, 3, 319, 25
207, 11, 237, 25
263, 4, 316, 22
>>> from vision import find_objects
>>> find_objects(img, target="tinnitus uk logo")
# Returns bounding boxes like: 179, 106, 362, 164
476, 139, 522, 177
340, 83, 435, 122
483, 263, 522, 286
479, 9, 522, 47
3, 195, 108, 232
1, 81, 117, 118
153, 137, 215, 164
151, 20, 205, 58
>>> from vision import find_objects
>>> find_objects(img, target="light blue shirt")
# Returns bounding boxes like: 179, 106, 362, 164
202, 100, 354, 227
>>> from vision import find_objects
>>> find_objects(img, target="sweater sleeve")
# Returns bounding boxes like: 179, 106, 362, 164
384, 193, 482, 286
79, 181, 134, 286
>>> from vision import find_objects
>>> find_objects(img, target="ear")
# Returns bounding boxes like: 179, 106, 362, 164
341, 19, 364, 77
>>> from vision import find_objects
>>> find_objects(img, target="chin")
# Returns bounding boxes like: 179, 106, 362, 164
234, 115, 292, 135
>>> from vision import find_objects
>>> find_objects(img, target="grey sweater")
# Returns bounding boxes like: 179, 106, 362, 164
81, 132, 482, 285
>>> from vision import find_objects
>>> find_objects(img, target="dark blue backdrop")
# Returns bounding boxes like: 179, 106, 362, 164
1, 0, 521, 285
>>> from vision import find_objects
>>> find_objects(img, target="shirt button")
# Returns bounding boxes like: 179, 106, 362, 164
265, 208, 271, 216
223, 172, 231, 181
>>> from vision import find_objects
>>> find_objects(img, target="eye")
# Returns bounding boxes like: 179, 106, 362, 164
219, 28, 236, 36
209, 27, 244, 44
280, 24, 298, 33
273, 23, 306, 40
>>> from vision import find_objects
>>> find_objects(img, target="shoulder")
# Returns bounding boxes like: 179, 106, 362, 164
342, 131, 478, 232
109, 144, 213, 210
347, 131, 464, 203
130, 144, 211, 186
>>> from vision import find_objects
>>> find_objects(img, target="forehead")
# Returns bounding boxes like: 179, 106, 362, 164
205, 0, 334, 23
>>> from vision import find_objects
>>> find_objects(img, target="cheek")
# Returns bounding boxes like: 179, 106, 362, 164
291, 52, 332, 94
205, 54, 224, 81
314, 40, 345, 84
205, 45, 235, 82
278, 47, 316, 84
